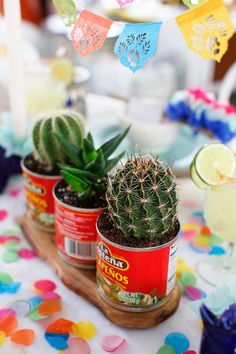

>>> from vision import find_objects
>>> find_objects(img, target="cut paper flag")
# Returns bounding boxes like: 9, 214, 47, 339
114, 22, 162, 72
176, 0, 234, 62
116, 0, 135, 7
182, 0, 206, 9
71, 10, 113, 56
52, 0, 77, 27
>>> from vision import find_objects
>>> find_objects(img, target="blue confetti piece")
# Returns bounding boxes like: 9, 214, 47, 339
209, 246, 226, 255
28, 296, 43, 307
165, 332, 190, 354
192, 211, 204, 220
45, 332, 69, 350
0, 282, 21, 294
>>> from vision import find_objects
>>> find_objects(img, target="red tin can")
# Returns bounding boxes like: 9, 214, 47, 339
54, 186, 104, 269
96, 223, 180, 312
21, 157, 61, 232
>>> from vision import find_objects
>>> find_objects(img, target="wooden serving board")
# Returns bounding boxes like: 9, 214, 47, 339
20, 214, 181, 329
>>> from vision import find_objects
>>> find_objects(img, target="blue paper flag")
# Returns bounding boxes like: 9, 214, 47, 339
114, 22, 162, 72
0, 281, 21, 294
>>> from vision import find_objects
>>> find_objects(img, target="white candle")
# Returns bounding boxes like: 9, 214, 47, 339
4, 0, 27, 141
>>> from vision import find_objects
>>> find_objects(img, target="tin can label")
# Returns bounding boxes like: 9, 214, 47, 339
22, 166, 60, 230
55, 199, 103, 264
97, 232, 179, 308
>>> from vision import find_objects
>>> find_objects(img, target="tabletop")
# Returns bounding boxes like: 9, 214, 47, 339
0, 174, 218, 354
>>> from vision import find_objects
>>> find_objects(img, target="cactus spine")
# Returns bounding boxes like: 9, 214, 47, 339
32, 110, 85, 166
106, 155, 178, 241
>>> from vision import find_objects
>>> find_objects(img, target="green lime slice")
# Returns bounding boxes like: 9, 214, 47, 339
195, 143, 235, 186
190, 161, 208, 189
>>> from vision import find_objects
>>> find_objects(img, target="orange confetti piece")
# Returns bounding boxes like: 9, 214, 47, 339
0, 316, 18, 337
201, 226, 211, 235
46, 318, 74, 334
11, 329, 35, 346
38, 299, 62, 316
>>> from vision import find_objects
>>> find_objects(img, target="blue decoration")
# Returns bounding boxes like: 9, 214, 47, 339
114, 22, 162, 72
209, 246, 226, 255
28, 296, 43, 308
0, 281, 21, 294
164, 332, 190, 354
45, 332, 69, 350
200, 304, 236, 354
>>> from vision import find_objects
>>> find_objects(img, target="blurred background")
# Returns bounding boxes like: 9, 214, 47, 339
0, 0, 236, 174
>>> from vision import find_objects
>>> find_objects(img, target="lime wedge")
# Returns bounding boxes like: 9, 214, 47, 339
195, 143, 235, 186
51, 58, 74, 86
190, 162, 208, 189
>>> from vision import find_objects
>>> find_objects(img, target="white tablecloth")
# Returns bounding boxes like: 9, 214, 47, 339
0, 175, 210, 354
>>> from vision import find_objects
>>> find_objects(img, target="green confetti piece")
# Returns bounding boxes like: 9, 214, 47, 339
28, 307, 48, 321
52, 0, 77, 27
156, 345, 176, 354
0, 272, 13, 284
4, 241, 21, 251
208, 234, 223, 246
2, 229, 21, 236
177, 279, 185, 294
181, 271, 197, 287
2, 250, 19, 263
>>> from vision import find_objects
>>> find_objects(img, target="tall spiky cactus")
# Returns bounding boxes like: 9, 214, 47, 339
32, 110, 85, 167
106, 155, 178, 241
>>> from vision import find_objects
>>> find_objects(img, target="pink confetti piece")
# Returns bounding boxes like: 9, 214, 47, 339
182, 230, 196, 242
8, 188, 22, 197
181, 200, 199, 209
34, 280, 56, 293
116, 0, 135, 7
101, 335, 126, 352
65, 337, 91, 354
0, 236, 8, 244
184, 351, 197, 354
185, 286, 203, 301
18, 248, 37, 260
7, 236, 21, 243
0, 210, 8, 221
0, 308, 16, 320
41, 292, 61, 300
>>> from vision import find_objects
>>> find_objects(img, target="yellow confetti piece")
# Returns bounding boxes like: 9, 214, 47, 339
182, 224, 199, 232
199, 320, 204, 331
72, 321, 97, 340
193, 235, 210, 247
0, 331, 6, 345
176, 0, 233, 62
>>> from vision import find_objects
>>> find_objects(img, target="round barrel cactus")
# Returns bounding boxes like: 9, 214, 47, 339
32, 110, 85, 166
106, 155, 178, 240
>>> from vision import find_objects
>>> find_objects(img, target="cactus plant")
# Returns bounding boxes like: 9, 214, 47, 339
32, 110, 85, 167
106, 155, 178, 240
54, 126, 130, 200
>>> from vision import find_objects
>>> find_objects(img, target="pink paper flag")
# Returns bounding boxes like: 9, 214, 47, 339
116, 0, 135, 7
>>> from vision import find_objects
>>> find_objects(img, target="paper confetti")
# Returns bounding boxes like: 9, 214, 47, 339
0, 315, 18, 336
65, 337, 91, 354
72, 321, 96, 340
46, 318, 74, 334
0, 210, 8, 221
8, 300, 32, 317
45, 332, 69, 350
33, 279, 56, 294
11, 329, 35, 346
101, 335, 126, 353
156, 345, 176, 354
38, 299, 62, 315
165, 332, 190, 353
18, 248, 37, 260
0, 330, 6, 345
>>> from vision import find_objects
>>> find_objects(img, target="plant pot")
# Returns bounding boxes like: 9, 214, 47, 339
21, 155, 61, 232
53, 181, 104, 269
96, 218, 180, 312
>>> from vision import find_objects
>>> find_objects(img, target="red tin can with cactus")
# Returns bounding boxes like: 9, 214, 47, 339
53, 127, 130, 268
22, 110, 85, 232
96, 155, 180, 312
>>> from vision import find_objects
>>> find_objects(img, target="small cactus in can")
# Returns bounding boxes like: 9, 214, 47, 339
106, 155, 178, 241
32, 110, 85, 167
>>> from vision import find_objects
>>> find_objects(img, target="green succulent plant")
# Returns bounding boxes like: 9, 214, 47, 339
32, 110, 85, 167
55, 126, 130, 200
106, 155, 178, 240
